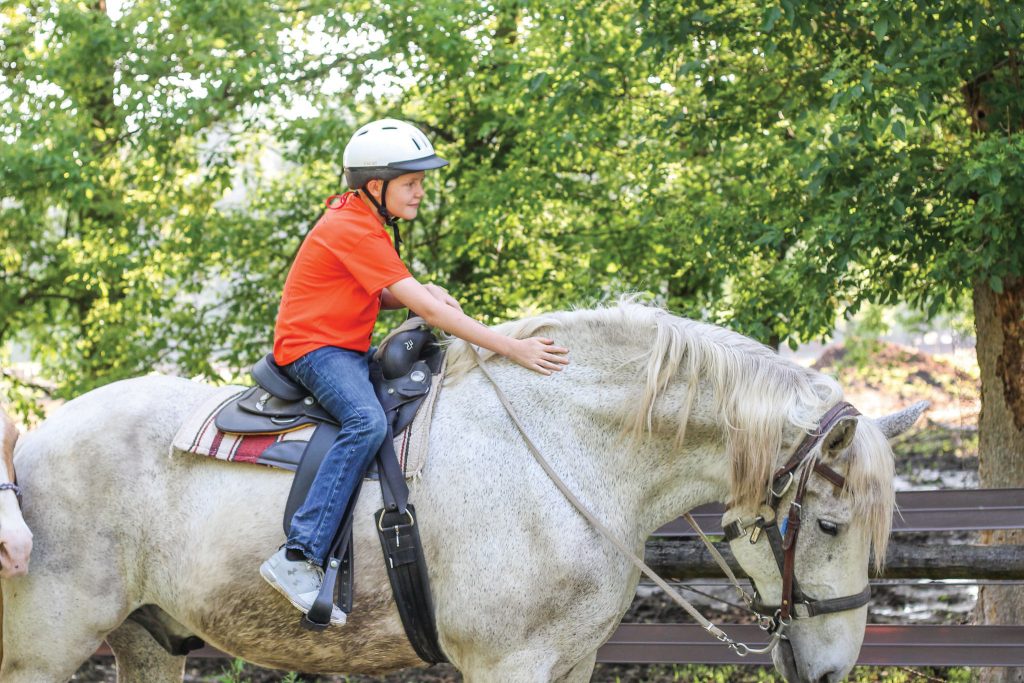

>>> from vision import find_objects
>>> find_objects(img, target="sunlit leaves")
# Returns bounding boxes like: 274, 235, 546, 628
3, 0, 1023, 420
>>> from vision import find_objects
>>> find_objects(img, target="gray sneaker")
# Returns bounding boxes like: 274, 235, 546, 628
260, 548, 347, 626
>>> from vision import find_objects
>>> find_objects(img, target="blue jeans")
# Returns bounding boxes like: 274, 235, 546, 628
282, 346, 387, 567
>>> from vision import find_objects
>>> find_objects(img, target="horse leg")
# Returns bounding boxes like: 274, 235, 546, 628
105, 619, 185, 683
0, 579, 112, 682
460, 652, 559, 683
1, 531, 129, 681
554, 651, 597, 683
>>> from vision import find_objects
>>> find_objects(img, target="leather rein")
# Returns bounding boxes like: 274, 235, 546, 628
721, 401, 872, 632
471, 346, 872, 656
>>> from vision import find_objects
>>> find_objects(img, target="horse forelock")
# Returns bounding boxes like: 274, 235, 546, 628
443, 301, 853, 510
843, 417, 896, 572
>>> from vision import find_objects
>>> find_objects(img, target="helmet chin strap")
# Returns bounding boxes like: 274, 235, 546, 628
359, 181, 402, 257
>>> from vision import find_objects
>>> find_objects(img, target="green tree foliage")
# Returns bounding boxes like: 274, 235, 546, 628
1, 0, 383, 412
2, 0, 1021, 419
638, 1, 1023, 343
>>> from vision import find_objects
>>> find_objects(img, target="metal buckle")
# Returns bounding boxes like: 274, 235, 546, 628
771, 471, 794, 500
749, 516, 766, 544
376, 508, 415, 533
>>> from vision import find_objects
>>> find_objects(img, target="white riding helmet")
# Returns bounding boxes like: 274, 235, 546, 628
343, 118, 448, 190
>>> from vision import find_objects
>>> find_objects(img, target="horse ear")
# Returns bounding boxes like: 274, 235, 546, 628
873, 400, 930, 439
822, 416, 858, 460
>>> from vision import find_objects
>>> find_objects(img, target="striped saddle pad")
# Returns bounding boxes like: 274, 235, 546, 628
169, 374, 443, 480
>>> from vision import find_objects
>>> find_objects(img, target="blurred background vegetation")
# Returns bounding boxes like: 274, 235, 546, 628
2, 0, 1020, 413
3, 3, 1023, 678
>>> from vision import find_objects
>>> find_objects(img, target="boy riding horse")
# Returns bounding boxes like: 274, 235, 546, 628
260, 118, 570, 625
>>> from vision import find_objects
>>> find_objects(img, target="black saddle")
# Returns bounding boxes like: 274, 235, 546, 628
214, 327, 443, 472
214, 324, 447, 662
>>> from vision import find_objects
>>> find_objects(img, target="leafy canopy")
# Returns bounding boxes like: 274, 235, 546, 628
1, 0, 1020, 417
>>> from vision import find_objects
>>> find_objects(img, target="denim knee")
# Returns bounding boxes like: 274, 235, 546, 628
348, 403, 387, 446
355, 404, 388, 450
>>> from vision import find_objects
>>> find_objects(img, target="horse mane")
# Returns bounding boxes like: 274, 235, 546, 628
443, 300, 894, 562
843, 418, 895, 571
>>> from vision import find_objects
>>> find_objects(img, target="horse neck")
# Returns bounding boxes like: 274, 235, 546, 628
530, 308, 836, 537
466, 352, 732, 546
625, 387, 734, 535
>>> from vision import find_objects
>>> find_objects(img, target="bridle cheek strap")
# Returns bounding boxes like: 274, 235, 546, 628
760, 517, 871, 609
735, 401, 871, 627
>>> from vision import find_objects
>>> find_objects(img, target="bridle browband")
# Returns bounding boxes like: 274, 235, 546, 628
722, 401, 871, 633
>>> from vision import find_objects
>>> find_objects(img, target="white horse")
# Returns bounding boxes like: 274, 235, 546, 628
0, 302, 919, 682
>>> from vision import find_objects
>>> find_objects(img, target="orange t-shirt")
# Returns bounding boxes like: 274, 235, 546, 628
273, 193, 411, 364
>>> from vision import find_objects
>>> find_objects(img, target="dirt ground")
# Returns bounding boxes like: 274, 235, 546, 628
70, 341, 982, 682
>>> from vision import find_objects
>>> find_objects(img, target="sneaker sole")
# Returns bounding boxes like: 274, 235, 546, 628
260, 562, 346, 626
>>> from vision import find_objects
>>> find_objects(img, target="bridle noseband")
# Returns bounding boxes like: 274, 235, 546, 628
722, 401, 872, 634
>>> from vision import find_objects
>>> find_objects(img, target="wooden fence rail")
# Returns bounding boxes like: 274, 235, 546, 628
104, 626, 1024, 667
598, 625, 1024, 667
645, 539, 1024, 579
92, 488, 1024, 669
658, 488, 1024, 537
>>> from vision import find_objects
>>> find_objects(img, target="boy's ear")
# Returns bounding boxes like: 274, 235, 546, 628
364, 179, 382, 199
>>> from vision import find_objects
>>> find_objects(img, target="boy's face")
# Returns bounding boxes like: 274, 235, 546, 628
366, 171, 426, 221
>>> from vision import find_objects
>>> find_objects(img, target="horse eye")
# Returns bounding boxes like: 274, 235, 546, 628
818, 519, 839, 536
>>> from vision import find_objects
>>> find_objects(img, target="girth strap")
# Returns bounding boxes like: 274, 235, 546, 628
376, 505, 446, 663
376, 421, 409, 514
373, 396, 446, 664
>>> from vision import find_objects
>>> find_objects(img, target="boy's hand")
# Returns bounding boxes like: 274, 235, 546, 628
424, 284, 462, 312
509, 337, 570, 376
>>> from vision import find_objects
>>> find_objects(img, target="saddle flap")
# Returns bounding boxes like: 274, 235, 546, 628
257, 441, 305, 471
236, 388, 335, 423
215, 389, 324, 435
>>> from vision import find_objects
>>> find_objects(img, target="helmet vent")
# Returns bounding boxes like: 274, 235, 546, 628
357, 130, 368, 136
382, 126, 398, 130
411, 137, 422, 150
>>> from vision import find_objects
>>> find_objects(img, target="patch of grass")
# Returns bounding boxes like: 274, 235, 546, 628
211, 660, 307, 683
594, 664, 974, 682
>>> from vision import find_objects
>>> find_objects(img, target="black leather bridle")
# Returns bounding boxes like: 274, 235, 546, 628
722, 401, 872, 633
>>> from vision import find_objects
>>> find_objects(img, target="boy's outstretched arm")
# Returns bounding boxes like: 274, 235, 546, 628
381, 283, 460, 311
387, 277, 569, 376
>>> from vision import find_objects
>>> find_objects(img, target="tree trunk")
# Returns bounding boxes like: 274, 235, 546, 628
973, 275, 1024, 683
